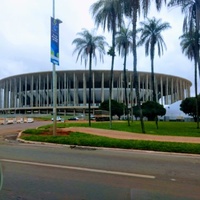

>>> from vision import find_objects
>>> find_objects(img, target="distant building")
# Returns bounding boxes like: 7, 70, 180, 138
163, 100, 193, 121
0, 70, 192, 115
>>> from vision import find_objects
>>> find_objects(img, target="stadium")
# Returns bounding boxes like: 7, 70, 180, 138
0, 70, 192, 116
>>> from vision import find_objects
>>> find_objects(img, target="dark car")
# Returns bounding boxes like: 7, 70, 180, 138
68, 117, 79, 121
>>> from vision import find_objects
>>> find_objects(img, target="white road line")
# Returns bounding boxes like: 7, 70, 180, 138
0, 159, 155, 179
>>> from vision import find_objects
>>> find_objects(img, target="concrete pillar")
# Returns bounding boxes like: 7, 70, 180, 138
120, 73, 123, 103
101, 72, 104, 103
64, 73, 67, 106
180, 79, 183, 100
83, 72, 86, 106
9, 78, 12, 108
171, 78, 174, 104
31, 75, 34, 107
141, 77, 144, 102
73, 73, 76, 106
19, 77, 22, 108
73, 73, 78, 106
160, 76, 164, 105
166, 77, 169, 105
67, 76, 69, 105
92, 72, 95, 106
145, 74, 148, 102
25, 76, 27, 107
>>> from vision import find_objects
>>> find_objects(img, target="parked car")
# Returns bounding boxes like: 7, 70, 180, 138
68, 117, 79, 121
27, 118, 34, 123
90, 114, 96, 120
51, 116, 62, 121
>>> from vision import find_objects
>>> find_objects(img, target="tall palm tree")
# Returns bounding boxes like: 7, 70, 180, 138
168, 0, 200, 76
121, 0, 167, 133
137, 17, 171, 102
179, 30, 199, 128
90, 0, 123, 128
116, 25, 132, 126
72, 29, 108, 126
168, 0, 200, 128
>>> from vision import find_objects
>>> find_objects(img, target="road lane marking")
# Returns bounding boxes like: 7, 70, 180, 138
0, 159, 155, 179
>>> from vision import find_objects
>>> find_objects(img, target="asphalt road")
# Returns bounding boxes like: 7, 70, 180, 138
0, 122, 200, 199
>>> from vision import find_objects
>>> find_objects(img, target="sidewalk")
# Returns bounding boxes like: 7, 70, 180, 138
64, 127, 200, 144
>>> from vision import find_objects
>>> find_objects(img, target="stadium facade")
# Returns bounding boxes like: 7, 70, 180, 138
0, 70, 192, 115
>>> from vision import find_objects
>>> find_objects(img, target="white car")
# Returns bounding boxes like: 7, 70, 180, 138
27, 118, 34, 123
51, 116, 62, 121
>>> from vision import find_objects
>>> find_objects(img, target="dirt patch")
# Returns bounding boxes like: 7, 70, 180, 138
41, 128, 72, 136
21, 128, 72, 137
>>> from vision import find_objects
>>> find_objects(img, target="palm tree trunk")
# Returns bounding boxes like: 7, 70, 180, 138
196, 1, 200, 77
195, 29, 199, 129
195, 60, 199, 128
109, 25, 116, 129
88, 52, 92, 127
132, 9, 145, 133
151, 54, 158, 128
123, 49, 130, 126
151, 55, 156, 102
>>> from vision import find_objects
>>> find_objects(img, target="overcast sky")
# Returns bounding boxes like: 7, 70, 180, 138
0, 0, 196, 96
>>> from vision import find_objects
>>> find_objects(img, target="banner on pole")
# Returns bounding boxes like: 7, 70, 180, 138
51, 17, 59, 65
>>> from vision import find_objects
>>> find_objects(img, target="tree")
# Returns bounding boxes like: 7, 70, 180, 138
116, 25, 132, 126
179, 30, 200, 128
72, 29, 108, 126
132, 101, 166, 128
137, 17, 171, 102
121, 0, 167, 133
99, 99, 125, 119
168, 0, 200, 32
168, 0, 200, 129
132, 105, 140, 120
142, 101, 166, 120
180, 96, 200, 121
168, 0, 200, 76
90, 0, 123, 128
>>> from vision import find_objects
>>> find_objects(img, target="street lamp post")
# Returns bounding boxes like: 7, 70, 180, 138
51, 0, 62, 136
52, 66, 57, 136
52, 0, 56, 136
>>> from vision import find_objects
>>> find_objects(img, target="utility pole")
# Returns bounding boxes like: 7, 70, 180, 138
51, 0, 62, 135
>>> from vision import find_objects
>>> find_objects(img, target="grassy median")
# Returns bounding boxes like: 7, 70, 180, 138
20, 121, 200, 154
34, 121, 200, 137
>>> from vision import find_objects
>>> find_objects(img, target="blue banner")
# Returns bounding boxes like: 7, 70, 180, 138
51, 17, 59, 65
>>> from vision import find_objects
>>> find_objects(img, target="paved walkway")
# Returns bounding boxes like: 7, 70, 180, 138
64, 127, 200, 144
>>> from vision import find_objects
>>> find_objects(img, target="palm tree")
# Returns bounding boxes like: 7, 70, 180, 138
168, 0, 200, 128
137, 17, 171, 102
121, 0, 167, 133
90, 0, 123, 128
116, 25, 132, 126
179, 30, 199, 128
72, 29, 108, 126
168, 0, 200, 76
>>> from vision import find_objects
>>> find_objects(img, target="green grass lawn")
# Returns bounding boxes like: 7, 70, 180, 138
20, 121, 200, 154
42, 121, 200, 137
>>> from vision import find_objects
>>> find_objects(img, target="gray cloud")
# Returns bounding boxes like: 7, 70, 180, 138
0, 0, 196, 96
